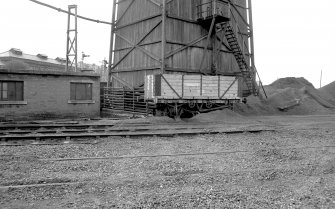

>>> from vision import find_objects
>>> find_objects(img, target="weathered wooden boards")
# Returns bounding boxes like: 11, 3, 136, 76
112, 0, 250, 88
145, 74, 239, 100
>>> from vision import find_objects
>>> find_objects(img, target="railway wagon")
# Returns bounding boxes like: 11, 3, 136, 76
145, 74, 241, 118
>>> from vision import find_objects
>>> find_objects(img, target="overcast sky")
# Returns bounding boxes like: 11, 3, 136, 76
1, 0, 334, 87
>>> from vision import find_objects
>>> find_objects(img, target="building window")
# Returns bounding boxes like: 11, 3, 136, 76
0, 81, 23, 101
70, 83, 93, 101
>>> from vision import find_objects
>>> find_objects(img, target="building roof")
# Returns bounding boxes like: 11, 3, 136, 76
0, 68, 100, 78
0, 48, 66, 66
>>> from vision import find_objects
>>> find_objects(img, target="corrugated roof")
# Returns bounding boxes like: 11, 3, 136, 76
37, 54, 48, 59
10, 48, 23, 55
56, 57, 66, 63
0, 68, 100, 78
0, 50, 66, 66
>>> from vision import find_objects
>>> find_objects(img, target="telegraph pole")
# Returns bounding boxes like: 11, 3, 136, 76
320, 69, 323, 88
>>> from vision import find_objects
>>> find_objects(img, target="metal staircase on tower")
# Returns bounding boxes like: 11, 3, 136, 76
196, 0, 264, 97
222, 22, 258, 96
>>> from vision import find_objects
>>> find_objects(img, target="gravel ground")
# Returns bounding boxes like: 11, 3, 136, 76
0, 114, 335, 208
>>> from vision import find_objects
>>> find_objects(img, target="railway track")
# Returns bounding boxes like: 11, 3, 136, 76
2, 146, 333, 190
0, 122, 275, 146
39, 144, 335, 162
1, 161, 332, 190
1, 135, 333, 191
3, 144, 333, 164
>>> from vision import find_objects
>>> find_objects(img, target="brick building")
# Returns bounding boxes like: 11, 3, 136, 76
0, 68, 100, 121
0, 48, 66, 71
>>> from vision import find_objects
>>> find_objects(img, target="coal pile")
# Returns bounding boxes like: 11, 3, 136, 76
235, 77, 335, 116
319, 81, 335, 102
182, 108, 250, 123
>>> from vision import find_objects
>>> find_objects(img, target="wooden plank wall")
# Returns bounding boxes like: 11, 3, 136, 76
113, 0, 163, 87
161, 74, 183, 98
112, 0, 250, 89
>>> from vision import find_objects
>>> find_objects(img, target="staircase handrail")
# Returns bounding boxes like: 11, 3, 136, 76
253, 66, 268, 98
196, 0, 230, 20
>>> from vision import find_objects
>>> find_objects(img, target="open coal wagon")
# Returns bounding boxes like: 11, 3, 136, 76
145, 74, 242, 118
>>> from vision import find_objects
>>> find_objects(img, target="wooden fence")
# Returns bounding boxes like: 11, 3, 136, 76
102, 87, 155, 115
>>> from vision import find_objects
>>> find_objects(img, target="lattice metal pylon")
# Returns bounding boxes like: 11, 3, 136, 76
66, 5, 78, 72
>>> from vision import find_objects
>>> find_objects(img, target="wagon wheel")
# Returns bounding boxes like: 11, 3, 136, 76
188, 100, 196, 109
205, 101, 213, 109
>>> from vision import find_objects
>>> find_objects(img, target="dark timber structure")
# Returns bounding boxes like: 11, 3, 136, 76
108, 0, 264, 96
105, 0, 266, 114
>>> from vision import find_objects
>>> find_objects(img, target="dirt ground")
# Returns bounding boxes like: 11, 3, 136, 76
0, 114, 334, 209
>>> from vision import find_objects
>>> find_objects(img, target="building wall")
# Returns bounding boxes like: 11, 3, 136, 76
0, 70, 100, 121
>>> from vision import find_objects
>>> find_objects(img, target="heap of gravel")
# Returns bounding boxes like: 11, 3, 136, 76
235, 77, 335, 116
320, 80, 335, 100
269, 77, 315, 90
181, 108, 248, 123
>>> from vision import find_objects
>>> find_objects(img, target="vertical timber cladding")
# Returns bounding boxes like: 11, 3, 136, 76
113, 0, 163, 88
112, 0, 252, 95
